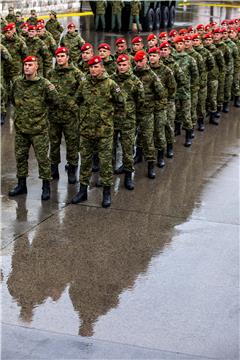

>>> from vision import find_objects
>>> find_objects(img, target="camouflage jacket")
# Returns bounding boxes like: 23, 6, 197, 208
96, 1, 107, 15
111, 1, 124, 15
133, 65, 164, 113
1, 43, 13, 85
185, 47, 205, 87
26, 16, 38, 25
193, 44, 215, 83
76, 71, 125, 138
11, 75, 58, 134
39, 31, 57, 57
1, 34, 27, 78
225, 38, 240, 71
16, 21, 24, 32
1, 17, 7, 32
25, 36, 52, 77
5, 14, 17, 23
214, 41, 231, 73
60, 31, 85, 64
111, 69, 145, 121
77, 59, 90, 74
174, 52, 199, 94
48, 64, 85, 121
131, 0, 141, 16
150, 61, 176, 108
204, 43, 225, 80
45, 18, 64, 43
103, 55, 116, 75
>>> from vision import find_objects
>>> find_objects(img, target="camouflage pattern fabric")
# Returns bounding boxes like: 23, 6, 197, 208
39, 31, 57, 57
1, 34, 27, 78
0, 44, 13, 113
45, 18, 64, 43
60, 31, 85, 65
25, 36, 52, 77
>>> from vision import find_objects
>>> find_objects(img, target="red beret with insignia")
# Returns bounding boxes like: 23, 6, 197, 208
67, 22, 76, 29
20, 22, 29, 29
221, 20, 228, 25
98, 43, 111, 51
184, 35, 192, 41
192, 33, 201, 40
159, 31, 168, 39
188, 26, 194, 32
229, 27, 236, 32
131, 36, 143, 44
220, 27, 228, 33
228, 19, 235, 25
174, 36, 184, 43
28, 25, 37, 31
178, 28, 187, 35
36, 24, 44, 30
88, 56, 102, 66
55, 47, 69, 56
212, 27, 221, 33
81, 43, 93, 52
37, 18, 45, 24
196, 24, 204, 30
116, 54, 129, 63
147, 33, 157, 41
115, 37, 126, 45
169, 29, 177, 37
210, 21, 217, 26
159, 41, 170, 49
23, 56, 38, 63
148, 46, 160, 54
205, 24, 211, 31
3, 22, 16, 32
133, 50, 147, 61
203, 33, 213, 39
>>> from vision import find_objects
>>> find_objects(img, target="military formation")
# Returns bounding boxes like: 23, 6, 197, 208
1, 6, 240, 208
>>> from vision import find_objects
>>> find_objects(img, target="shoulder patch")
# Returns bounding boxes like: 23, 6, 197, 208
115, 86, 121, 93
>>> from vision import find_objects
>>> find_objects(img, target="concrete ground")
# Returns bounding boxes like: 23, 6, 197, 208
1, 3, 240, 360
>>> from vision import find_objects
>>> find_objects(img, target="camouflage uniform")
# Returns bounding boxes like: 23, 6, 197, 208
75, 72, 125, 186
111, 1, 124, 31
214, 40, 230, 106
225, 38, 240, 98
60, 31, 85, 65
150, 61, 176, 150
25, 36, 52, 77
78, 59, 90, 74
26, 16, 38, 26
95, 1, 107, 31
5, 13, 16, 23
174, 52, 199, 130
224, 38, 238, 103
111, 69, 145, 172
134, 65, 164, 162
48, 64, 85, 167
45, 18, 64, 43
0, 44, 13, 118
232, 37, 240, 97
11, 75, 58, 180
1, 33, 27, 78
39, 31, 57, 57
102, 55, 116, 75
1, 16, 7, 32
129, 0, 141, 32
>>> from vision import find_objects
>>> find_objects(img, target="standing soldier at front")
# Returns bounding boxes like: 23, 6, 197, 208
60, 23, 85, 65
71, 56, 125, 208
8, 56, 59, 200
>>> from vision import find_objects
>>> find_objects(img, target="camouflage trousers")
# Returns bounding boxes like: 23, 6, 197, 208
175, 98, 192, 130
129, 15, 140, 31
224, 71, 233, 102
113, 125, 135, 173
197, 85, 207, 119
1, 84, 7, 114
15, 130, 51, 180
49, 118, 79, 166
232, 70, 240, 96
191, 89, 199, 127
136, 112, 155, 162
154, 109, 167, 150
95, 15, 105, 30
112, 14, 122, 30
166, 100, 175, 144
79, 135, 113, 186
217, 73, 225, 107
207, 79, 218, 113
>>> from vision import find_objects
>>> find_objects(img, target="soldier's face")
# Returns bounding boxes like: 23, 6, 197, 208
4, 30, 14, 39
132, 42, 143, 52
159, 36, 168, 43
135, 57, 148, 69
22, 27, 28, 34
37, 28, 45, 36
98, 48, 111, 59
184, 40, 192, 49
28, 29, 36, 38
117, 60, 131, 74
213, 33, 221, 42
82, 49, 93, 61
175, 41, 185, 52
192, 39, 201, 47
222, 31, 228, 40
49, 14, 55, 19
147, 39, 158, 48
197, 28, 204, 34
16, 15, 22, 21
24, 61, 38, 76
159, 47, 171, 58
68, 26, 75, 33
149, 53, 160, 65
116, 43, 127, 53
229, 31, 237, 40
203, 37, 213, 46
188, 30, 194, 35
56, 53, 69, 66
89, 63, 104, 77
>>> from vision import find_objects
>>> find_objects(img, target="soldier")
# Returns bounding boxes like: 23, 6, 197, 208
129, 0, 141, 33
25, 25, 52, 78
95, 0, 107, 31
111, 54, 145, 189
5, 7, 16, 23
131, 36, 144, 56
78, 42, 93, 74
71, 55, 125, 208
15, 11, 24, 33
229, 27, 240, 107
195, 24, 204, 36
148, 46, 176, 167
8, 55, 58, 201
174, 36, 199, 147
36, 24, 57, 57
1, 15, 7, 32
111, 0, 124, 32
27, 9, 38, 26
158, 32, 168, 44
60, 23, 85, 65
187, 26, 195, 36
20, 22, 29, 39
48, 47, 85, 184
133, 50, 164, 178
98, 43, 116, 75
45, 10, 64, 43
147, 34, 158, 49
1, 44, 13, 125
115, 37, 130, 59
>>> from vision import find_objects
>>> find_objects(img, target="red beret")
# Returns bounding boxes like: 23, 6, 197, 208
98, 43, 111, 51
203, 33, 213, 39
174, 36, 184, 43
169, 29, 177, 37
229, 27, 236, 32
234, 19, 239, 24
20, 22, 29, 29
81, 43, 93, 52
192, 33, 201, 40
37, 18, 45, 24
205, 24, 211, 31
159, 31, 168, 39
159, 41, 170, 49
115, 37, 126, 45
36, 24, 44, 30
55, 47, 69, 56
196, 24, 204, 30
133, 50, 147, 61
28, 25, 37, 31
221, 27, 228, 33
3, 22, 15, 32
116, 54, 129, 63
131, 36, 143, 44
88, 55, 102, 66
147, 33, 157, 41
67, 22, 76, 29
228, 19, 235, 25
178, 28, 187, 35
148, 46, 160, 54
210, 21, 217, 26
238, 27, 240, 33
188, 26, 194, 32
221, 20, 228, 25
23, 56, 38, 63
212, 27, 221, 33
184, 35, 192, 41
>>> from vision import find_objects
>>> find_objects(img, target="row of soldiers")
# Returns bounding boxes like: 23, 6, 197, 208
1, 16, 240, 208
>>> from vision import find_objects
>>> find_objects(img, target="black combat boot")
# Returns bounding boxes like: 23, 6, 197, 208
1, 113, 6, 125
124, 171, 134, 190
166, 143, 174, 158
115, 164, 125, 175
234, 96, 240, 108
102, 186, 111, 208
71, 184, 88, 204
68, 164, 77, 184
191, 127, 195, 139
51, 164, 59, 179
147, 161, 156, 179
209, 112, 219, 125
92, 153, 100, 172
215, 105, 222, 118
222, 102, 229, 113
197, 118, 205, 131
157, 149, 165, 168
174, 122, 181, 136
41, 180, 50, 201
65, 162, 69, 171
8, 177, 27, 196
184, 130, 192, 147
134, 147, 143, 164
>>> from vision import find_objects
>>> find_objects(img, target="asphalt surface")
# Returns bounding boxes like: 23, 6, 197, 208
1, 3, 240, 360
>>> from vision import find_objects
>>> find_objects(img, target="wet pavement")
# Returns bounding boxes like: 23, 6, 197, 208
1, 4, 240, 360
